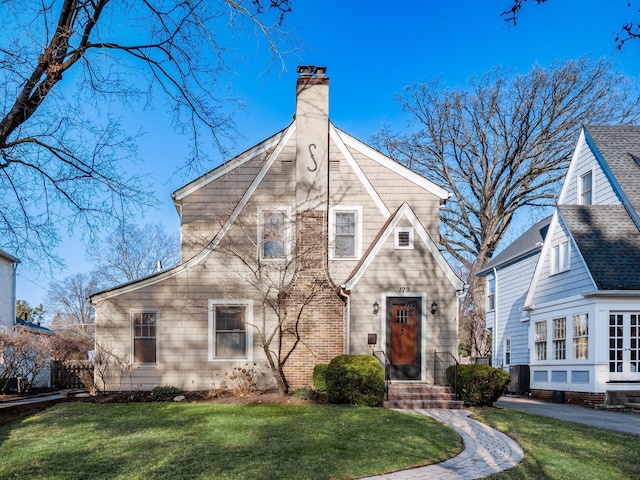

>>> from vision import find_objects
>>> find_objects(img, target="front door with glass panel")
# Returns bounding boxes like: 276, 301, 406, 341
386, 297, 422, 380
609, 312, 640, 381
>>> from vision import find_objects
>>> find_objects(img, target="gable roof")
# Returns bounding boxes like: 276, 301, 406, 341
477, 216, 551, 276
559, 204, 640, 290
342, 203, 463, 291
93, 114, 454, 302
583, 125, 640, 226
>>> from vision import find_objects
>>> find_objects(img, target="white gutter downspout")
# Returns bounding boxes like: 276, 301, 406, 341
492, 267, 499, 368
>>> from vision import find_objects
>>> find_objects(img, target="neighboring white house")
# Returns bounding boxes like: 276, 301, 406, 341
0, 249, 19, 333
477, 216, 551, 392
485, 125, 640, 405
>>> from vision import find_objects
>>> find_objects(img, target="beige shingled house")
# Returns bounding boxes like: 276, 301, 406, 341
91, 66, 464, 395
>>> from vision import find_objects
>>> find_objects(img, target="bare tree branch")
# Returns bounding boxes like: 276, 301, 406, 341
0, 0, 295, 269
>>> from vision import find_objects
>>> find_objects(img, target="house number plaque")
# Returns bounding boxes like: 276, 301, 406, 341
399, 287, 411, 292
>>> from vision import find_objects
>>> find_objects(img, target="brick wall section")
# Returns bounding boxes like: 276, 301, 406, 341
281, 210, 345, 390
531, 389, 605, 406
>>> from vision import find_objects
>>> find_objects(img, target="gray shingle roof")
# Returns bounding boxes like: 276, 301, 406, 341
585, 125, 640, 216
559, 204, 640, 290
477, 216, 551, 276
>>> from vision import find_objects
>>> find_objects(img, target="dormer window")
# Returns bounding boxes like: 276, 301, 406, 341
579, 171, 593, 205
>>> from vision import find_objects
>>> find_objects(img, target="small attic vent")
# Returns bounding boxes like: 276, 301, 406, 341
281, 159, 293, 172
329, 159, 341, 172
630, 153, 640, 168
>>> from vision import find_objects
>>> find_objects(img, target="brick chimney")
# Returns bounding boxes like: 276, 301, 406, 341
281, 66, 344, 390
295, 65, 329, 213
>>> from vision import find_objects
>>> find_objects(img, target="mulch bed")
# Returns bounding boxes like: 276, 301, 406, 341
78, 389, 322, 405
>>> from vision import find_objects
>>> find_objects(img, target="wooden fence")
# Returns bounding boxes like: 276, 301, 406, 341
51, 360, 93, 390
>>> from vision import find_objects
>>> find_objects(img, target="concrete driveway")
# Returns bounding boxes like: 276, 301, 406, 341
495, 396, 640, 437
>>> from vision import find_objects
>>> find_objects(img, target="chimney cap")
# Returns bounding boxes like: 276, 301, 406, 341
297, 65, 327, 77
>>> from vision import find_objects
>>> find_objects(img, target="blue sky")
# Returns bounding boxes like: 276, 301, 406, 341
15, 0, 640, 308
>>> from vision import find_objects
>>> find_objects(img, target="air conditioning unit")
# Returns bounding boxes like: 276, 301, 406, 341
508, 365, 530, 395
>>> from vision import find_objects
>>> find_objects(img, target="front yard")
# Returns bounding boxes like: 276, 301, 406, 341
473, 407, 638, 479
0, 402, 461, 480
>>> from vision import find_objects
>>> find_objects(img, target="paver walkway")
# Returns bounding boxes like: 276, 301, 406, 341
361, 409, 523, 480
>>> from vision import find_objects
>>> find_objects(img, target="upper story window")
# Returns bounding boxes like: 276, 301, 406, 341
132, 311, 157, 364
259, 207, 290, 259
487, 277, 496, 311
579, 171, 593, 205
329, 206, 362, 260
550, 241, 570, 275
394, 227, 414, 249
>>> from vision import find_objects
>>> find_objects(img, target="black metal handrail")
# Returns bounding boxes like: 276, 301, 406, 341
434, 351, 459, 400
372, 350, 391, 400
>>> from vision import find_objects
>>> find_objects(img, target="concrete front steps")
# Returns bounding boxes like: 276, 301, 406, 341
383, 382, 463, 409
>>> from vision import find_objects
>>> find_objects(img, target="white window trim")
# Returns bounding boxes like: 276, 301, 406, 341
504, 337, 511, 366
487, 276, 496, 312
572, 313, 589, 361
329, 205, 363, 260
131, 310, 158, 366
257, 206, 292, 261
394, 227, 414, 249
578, 168, 594, 205
550, 241, 570, 275
208, 299, 253, 362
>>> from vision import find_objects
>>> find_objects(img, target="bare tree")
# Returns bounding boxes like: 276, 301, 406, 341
0, 329, 50, 393
0, 0, 294, 268
375, 57, 640, 355
212, 205, 330, 395
47, 272, 100, 336
87, 222, 180, 287
502, 0, 640, 49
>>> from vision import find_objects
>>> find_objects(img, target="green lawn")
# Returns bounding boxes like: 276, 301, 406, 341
473, 407, 639, 480
0, 402, 461, 480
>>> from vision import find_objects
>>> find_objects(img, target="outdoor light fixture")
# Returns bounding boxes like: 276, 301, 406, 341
431, 301, 438, 314
372, 301, 380, 315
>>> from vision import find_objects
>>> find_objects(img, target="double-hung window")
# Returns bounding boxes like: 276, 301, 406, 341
330, 206, 362, 259
132, 312, 157, 364
579, 171, 593, 205
260, 208, 290, 259
551, 242, 570, 274
504, 337, 511, 366
553, 317, 566, 360
573, 314, 589, 360
535, 321, 547, 361
487, 277, 496, 311
209, 300, 253, 360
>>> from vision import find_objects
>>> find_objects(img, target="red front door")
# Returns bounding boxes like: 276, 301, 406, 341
387, 298, 421, 380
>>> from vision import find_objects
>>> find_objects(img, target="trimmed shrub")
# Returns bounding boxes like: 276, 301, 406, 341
446, 364, 510, 406
293, 387, 319, 400
326, 355, 385, 407
151, 385, 182, 401
313, 364, 328, 392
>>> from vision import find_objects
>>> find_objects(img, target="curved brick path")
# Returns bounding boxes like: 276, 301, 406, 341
361, 409, 524, 480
